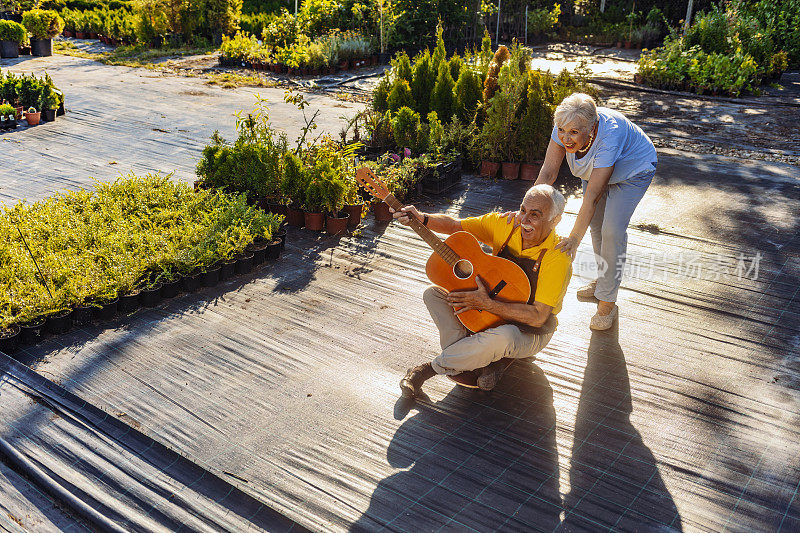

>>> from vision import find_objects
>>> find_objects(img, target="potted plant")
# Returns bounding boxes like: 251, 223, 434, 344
39, 87, 58, 122
279, 151, 308, 226
302, 171, 329, 232
0, 19, 27, 58
517, 70, 554, 181
24, 106, 40, 126
0, 103, 17, 129
22, 9, 64, 57
342, 174, 365, 228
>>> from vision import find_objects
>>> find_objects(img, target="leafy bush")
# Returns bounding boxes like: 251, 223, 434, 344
453, 66, 482, 123
391, 106, 421, 152
430, 61, 455, 123
386, 78, 413, 113
22, 9, 64, 39
0, 20, 28, 44
410, 50, 435, 116
0, 103, 15, 117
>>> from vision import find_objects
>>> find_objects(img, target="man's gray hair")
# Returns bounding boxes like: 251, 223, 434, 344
526, 184, 566, 221
554, 92, 598, 134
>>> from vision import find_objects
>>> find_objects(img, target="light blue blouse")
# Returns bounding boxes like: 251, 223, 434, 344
551, 107, 657, 184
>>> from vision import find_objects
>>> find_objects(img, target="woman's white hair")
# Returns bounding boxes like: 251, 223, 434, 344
526, 184, 566, 221
554, 92, 598, 133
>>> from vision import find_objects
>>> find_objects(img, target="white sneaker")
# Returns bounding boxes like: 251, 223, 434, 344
576, 280, 598, 299
590, 305, 618, 331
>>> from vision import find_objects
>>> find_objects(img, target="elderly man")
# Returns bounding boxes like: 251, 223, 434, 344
393, 184, 572, 398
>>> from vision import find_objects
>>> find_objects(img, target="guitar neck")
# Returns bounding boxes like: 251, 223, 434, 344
382, 194, 460, 267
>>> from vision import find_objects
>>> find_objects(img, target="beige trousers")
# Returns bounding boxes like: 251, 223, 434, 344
423, 285, 554, 375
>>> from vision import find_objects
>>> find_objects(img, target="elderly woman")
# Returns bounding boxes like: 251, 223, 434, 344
534, 92, 657, 330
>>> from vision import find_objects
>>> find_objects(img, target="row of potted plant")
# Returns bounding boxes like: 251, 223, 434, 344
61, 7, 137, 46
0, 10, 63, 58
0, 69, 65, 126
219, 30, 376, 74
0, 173, 286, 354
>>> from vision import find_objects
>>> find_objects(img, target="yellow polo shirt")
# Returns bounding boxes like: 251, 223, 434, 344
461, 213, 572, 315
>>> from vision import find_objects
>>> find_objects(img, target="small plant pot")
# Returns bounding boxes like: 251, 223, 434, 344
286, 206, 305, 227
118, 291, 141, 313
76, 31, 87, 39
181, 272, 203, 292
373, 201, 393, 222
30, 38, 52, 57
42, 108, 56, 122
326, 211, 350, 235
343, 204, 363, 228
0, 40, 19, 58
140, 284, 163, 307
235, 252, 255, 274
92, 297, 118, 321
219, 260, 236, 280
520, 161, 543, 181
21, 318, 46, 345
72, 305, 95, 326
25, 111, 41, 126
46, 310, 73, 335
57, 103, 65, 116
247, 241, 268, 265
0, 325, 21, 354
201, 265, 221, 287
501, 162, 520, 180
480, 160, 500, 178
304, 211, 324, 231
266, 239, 282, 261
160, 276, 182, 298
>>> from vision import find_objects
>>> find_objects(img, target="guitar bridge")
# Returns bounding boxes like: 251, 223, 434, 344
488, 280, 507, 299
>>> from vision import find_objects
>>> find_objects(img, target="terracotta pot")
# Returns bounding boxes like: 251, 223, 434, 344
15, 106, 23, 119
633, 73, 643, 84
304, 211, 324, 231
25, 111, 41, 126
480, 160, 500, 178
76, 31, 87, 39
373, 201, 393, 222
326, 211, 350, 234
520, 161, 542, 181
615, 41, 623, 48
624, 41, 632, 49
63, 30, 74, 38
501, 162, 520, 180
343, 204, 363, 228
286, 205, 305, 227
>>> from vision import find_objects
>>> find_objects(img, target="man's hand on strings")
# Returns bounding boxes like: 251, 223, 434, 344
447, 276, 492, 314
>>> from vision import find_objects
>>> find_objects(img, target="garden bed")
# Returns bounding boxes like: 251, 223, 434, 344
0, 173, 285, 353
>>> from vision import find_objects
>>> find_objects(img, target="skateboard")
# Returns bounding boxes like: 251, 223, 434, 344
447, 358, 516, 388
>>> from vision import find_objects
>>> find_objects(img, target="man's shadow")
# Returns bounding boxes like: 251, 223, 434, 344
352, 362, 562, 532
559, 326, 683, 532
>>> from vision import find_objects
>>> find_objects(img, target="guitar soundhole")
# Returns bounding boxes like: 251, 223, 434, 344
453, 259, 473, 280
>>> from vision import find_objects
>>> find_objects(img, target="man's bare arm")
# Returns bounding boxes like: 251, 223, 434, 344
391, 205, 463, 235
446, 277, 553, 328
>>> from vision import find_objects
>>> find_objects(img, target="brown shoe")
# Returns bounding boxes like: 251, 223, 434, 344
476, 360, 506, 391
400, 363, 436, 398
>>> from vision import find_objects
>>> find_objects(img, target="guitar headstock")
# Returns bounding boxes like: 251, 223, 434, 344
355, 167, 390, 201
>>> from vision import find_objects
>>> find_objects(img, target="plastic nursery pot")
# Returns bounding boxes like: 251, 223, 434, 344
0, 40, 19, 59
276, 226, 287, 251
117, 291, 141, 313
247, 241, 268, 265
519, 161, 543, 181
140, 284, 163, 307
25, 111, 41, 126
46, 309, 73, 335
72, 305, 95, 326
0, 325, 21, 354
219, 260, 236, 281
21, 318, 46, 345
343, 204, 363, 228
235, 251, 255, 274
181, 271, 203, 292
326, 211, 350, 235
201, 264, 221, 287
42, 108, 56, 122
286, 206, 305, 227
30, 38, 52, 57
373, 201, 393, 222
266, 239, 282, 261
304, 211, 325, 231
92, 297, 119, 321
480, 160, 500, 178
501, 162, 520, 180
160, 276, 182, 299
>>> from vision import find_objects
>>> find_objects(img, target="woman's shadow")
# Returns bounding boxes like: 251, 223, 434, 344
352, 361, 562, 532
559, 325, 683, 532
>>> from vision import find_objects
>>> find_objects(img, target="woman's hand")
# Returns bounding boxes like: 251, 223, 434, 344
447, 277, 492, 314
555, 235, 580, 259
502, 210, 517, 225
390, 205, 422, 226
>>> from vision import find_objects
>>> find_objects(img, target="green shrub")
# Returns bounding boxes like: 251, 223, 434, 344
430, 60, 455, 123
205, 0, 243, 36
448, 54, 462, 84
410, 50, 435, 116
372, 72, 391, 113
386, 78, 413, 113
0, 103, 15, 117
279, 152, 309, 207
391, 106, 421, 152
392, 50, 413, 84
0, 20, 28, 44
22, 9, 64, 39
453, 66, 482, 122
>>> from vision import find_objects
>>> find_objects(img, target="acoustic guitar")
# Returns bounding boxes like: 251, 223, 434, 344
355, 167, 531, 333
